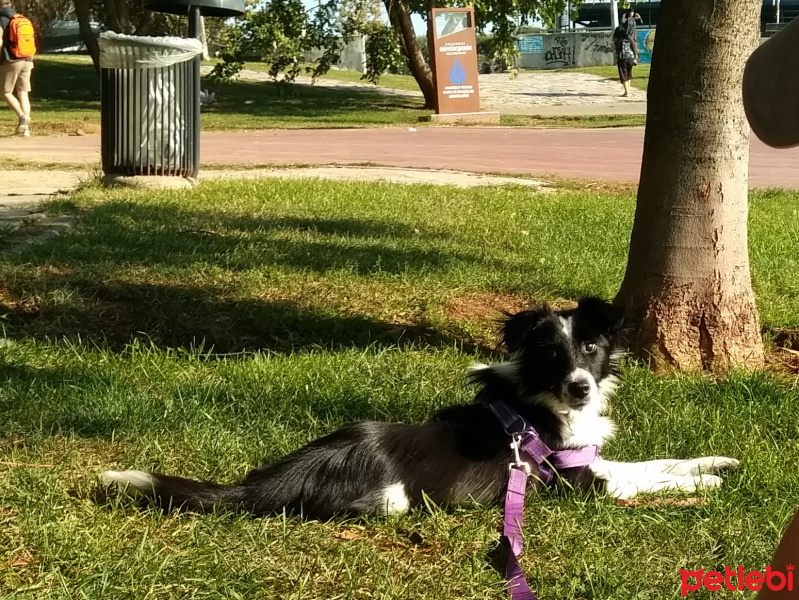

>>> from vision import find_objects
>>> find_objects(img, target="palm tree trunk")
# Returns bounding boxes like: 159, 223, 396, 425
615, 0, 764, 370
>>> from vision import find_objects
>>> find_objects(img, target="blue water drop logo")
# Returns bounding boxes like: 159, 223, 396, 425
449, 60, 467, 85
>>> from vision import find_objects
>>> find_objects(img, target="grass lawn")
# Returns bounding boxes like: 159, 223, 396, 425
574, 65, 651, 92
17, 55, 646, 136
1, 177, 799, 598
234, 61, 422, 93
18, 55, 430, 136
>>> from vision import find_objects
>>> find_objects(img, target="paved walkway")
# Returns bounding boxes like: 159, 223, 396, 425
0, 170, 82, 241
3, 127, 798, 189
227, 67, 648, 117
478, 72, 647, 115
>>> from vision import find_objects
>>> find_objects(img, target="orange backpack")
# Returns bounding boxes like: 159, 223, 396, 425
7, 14, 36, 59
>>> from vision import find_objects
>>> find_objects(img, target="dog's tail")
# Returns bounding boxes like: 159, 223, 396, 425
100, 470, 244, 513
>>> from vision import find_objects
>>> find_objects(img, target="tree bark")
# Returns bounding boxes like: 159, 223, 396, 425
615, 0, 764, 371
103, 0, 123, 33
114, 0, 132, 33
134, 9, 155, 36
74, 0, 100, 73
384, 0, 436, 109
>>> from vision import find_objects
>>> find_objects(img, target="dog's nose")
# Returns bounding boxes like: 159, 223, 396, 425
567, 380, 591, 399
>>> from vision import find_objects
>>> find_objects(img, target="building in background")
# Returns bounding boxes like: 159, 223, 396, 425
575, 0, 798, 35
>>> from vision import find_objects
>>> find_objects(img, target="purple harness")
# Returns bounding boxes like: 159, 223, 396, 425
485, 399, 600, 600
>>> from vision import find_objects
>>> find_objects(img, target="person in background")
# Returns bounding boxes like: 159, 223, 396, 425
611, 24, 636, 97
622, 7, 643, 64
0, 0, 34, 136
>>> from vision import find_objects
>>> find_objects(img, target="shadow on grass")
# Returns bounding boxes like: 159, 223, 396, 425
34, 58, 101, 108
30, 57, 427, 127
201, 78, 427, 126
0, 201, 500, 356
0, 362, 129, 438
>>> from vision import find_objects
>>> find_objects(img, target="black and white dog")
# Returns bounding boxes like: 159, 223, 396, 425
101, 297, 738, 518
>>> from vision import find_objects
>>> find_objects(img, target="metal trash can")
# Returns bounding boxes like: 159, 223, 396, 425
100, 32, 203, 179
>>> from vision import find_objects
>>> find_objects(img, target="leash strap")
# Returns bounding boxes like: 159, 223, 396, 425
504, 465, 539, 600
485, 398, 600, 600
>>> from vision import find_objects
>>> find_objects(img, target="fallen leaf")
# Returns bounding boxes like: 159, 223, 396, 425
334, 529, 363, 541
9, 549, 38, 568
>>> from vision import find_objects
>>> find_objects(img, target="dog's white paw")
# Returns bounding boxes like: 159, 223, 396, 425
664, 456, 739, 477
692, 456, 739, 475
707, 457, 739, 472
695, 474, 723, 489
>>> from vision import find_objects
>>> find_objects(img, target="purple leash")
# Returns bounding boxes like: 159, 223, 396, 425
485, 400, 599, 600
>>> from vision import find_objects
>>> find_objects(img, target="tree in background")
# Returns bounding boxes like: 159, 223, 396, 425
615, 0, 764, 371
211, 0, 584, 109
14, 0, 74, 41
74, 0, 229, 70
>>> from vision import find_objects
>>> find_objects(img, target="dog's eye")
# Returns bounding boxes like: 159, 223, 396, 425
583, 342, 597, 354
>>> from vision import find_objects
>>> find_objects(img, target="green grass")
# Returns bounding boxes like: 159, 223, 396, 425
233, 61, 422, 93
19, 55, 429, 135
1, 179, 799, 598
573, 64, 651, 92
501, 114, 646, 128
315, 68, 421, 93
20, 55, 648, 135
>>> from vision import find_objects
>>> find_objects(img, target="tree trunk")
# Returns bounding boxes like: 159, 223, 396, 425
384, 0, 435, 109
114, 0, 132, 34
199, 16, 210, 60
74, 0, 100, 73
615, 0, 764, 371
103, 0, 123, 33
134, 9, 155, 36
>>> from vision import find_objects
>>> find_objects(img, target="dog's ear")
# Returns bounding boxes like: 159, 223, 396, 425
501, 306, 552, 353
577, 297, 626, 337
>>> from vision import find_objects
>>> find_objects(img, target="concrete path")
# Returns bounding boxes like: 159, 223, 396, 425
226, 67, 647, 117
0, 170, 83, 242
478, 72, 647, 115
2, 127, 798, 189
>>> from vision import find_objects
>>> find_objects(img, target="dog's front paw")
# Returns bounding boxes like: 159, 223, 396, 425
695, 474, 723, 490
696, 456, 739, 474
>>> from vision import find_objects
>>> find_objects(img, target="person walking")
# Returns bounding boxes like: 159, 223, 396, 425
611, 24, 636, 97
622, 7, 643, 63
0, 0, 35, 136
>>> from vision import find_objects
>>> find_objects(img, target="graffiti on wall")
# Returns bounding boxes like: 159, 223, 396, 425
514, 29, 656, 69
544, 36, 574, 66
580, 31, 612, 55
636, 29, 656, 64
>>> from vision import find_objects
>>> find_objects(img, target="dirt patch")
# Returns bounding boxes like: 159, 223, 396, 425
766, 329, 799, 375
445, 293, 532, 323
545, 175, 638, 195
445, 292, 576, 323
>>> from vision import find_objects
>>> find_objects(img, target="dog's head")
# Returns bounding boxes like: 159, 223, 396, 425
472, 297, 626, 415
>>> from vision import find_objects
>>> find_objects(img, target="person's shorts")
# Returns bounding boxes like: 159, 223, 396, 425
617, 58, 634, 83
0, 59, 33, 94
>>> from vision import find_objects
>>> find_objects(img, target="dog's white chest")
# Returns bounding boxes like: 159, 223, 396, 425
563, 410, 616, 448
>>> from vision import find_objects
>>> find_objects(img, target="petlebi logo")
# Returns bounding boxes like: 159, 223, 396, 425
680, 564, 794, 596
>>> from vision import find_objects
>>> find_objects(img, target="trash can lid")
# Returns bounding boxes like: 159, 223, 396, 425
143, 0, 246, 18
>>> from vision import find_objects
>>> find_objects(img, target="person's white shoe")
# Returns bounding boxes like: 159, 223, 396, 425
15, 115, 30, 135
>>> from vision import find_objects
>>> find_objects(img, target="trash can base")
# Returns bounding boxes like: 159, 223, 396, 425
103, 174, 198, 190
